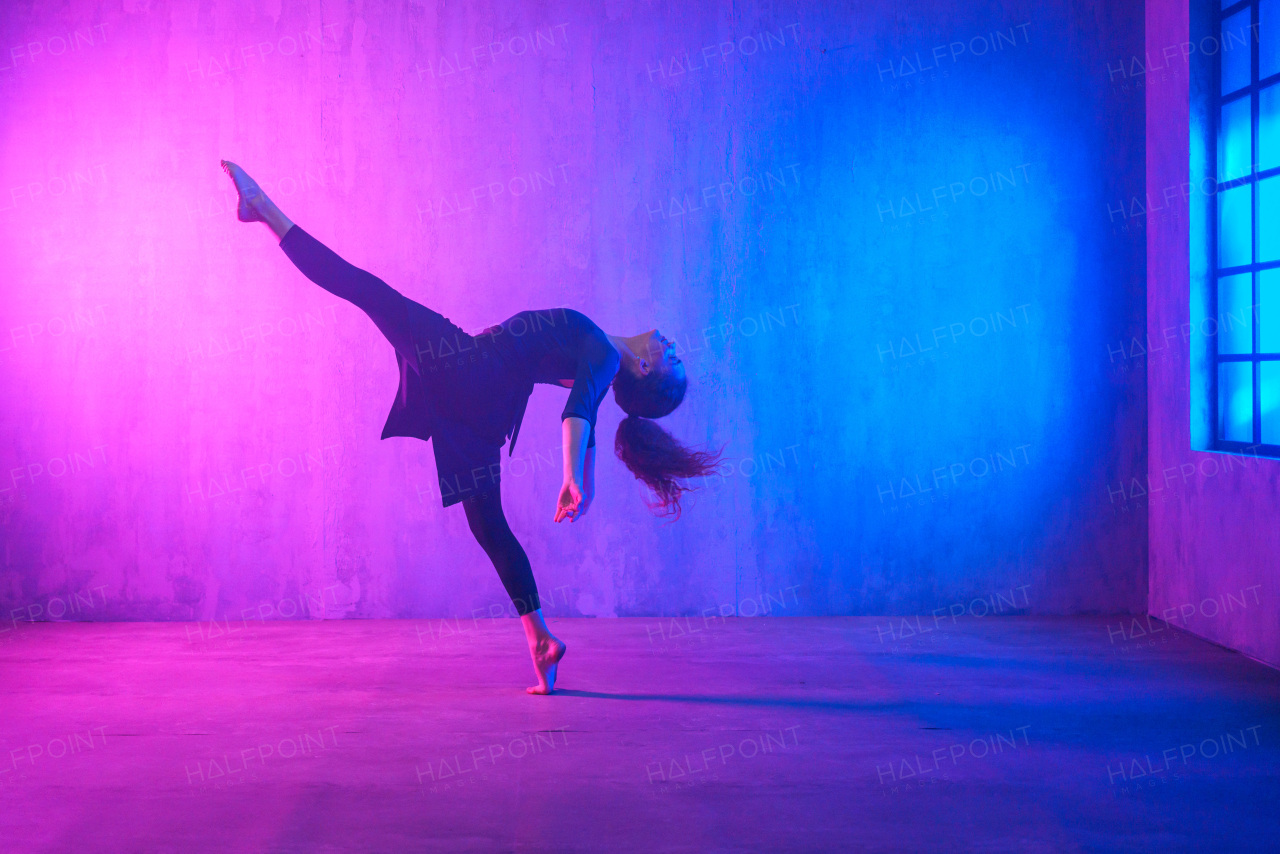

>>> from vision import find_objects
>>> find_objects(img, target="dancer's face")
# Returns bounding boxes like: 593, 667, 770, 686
634, 329, 685, 383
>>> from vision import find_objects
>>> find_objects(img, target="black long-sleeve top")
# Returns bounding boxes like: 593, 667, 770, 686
381, 305, 621, 455
484, 308, 622, 451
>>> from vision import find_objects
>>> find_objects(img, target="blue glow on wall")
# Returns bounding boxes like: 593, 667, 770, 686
1220, 362, 1253, 440
1262, 363, 1280, 442
1219, 275, 1252, 353
1219, 186, 1253, 267
1220, 98, 1251, 180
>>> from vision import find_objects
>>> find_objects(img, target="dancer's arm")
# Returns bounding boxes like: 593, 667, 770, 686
555, 416, 590, 522
554, 313, 618, 523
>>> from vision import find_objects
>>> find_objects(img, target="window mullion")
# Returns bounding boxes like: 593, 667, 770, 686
1253, 0, 1263, 445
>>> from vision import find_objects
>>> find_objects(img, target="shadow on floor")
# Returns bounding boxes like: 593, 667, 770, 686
554, 689, 870, 711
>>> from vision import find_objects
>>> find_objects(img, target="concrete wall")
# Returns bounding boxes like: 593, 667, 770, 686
1147, 0, 1280, 668
0, 0, 1146, 623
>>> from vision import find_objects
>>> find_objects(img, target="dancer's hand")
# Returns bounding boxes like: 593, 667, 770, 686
555, 479, 585, 523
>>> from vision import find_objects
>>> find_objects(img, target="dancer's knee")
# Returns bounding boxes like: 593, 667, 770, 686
465, 510, 495, 552
463, 495, 508, 553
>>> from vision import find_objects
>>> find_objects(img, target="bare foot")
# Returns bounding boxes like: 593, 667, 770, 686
219, 160, 268, 223
526, 635, 566, 695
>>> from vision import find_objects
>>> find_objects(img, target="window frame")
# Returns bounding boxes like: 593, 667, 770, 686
1212, 0, 1280, 454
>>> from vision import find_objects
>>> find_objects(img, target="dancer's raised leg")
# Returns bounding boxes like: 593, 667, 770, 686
221, 160, 294, 240
220, 160, 428, 373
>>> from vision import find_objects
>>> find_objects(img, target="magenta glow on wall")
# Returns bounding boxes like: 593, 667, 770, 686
1, 0, 1147, 622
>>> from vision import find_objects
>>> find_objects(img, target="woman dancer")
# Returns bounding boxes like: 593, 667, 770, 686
220, 161, 720, 694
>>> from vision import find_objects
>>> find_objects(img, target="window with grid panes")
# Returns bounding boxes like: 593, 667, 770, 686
1214, 0, 1280, 451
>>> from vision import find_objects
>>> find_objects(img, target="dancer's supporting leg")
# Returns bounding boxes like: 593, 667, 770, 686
463, 491, 567, 694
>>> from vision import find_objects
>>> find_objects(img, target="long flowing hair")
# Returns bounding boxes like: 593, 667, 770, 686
612, 367, 722, 518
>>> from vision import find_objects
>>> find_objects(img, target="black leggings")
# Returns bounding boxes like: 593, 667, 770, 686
279, 225, 542, 617
463, 491, 540, 616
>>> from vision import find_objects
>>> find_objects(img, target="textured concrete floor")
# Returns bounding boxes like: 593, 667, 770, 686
0, 616, 1277, 852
